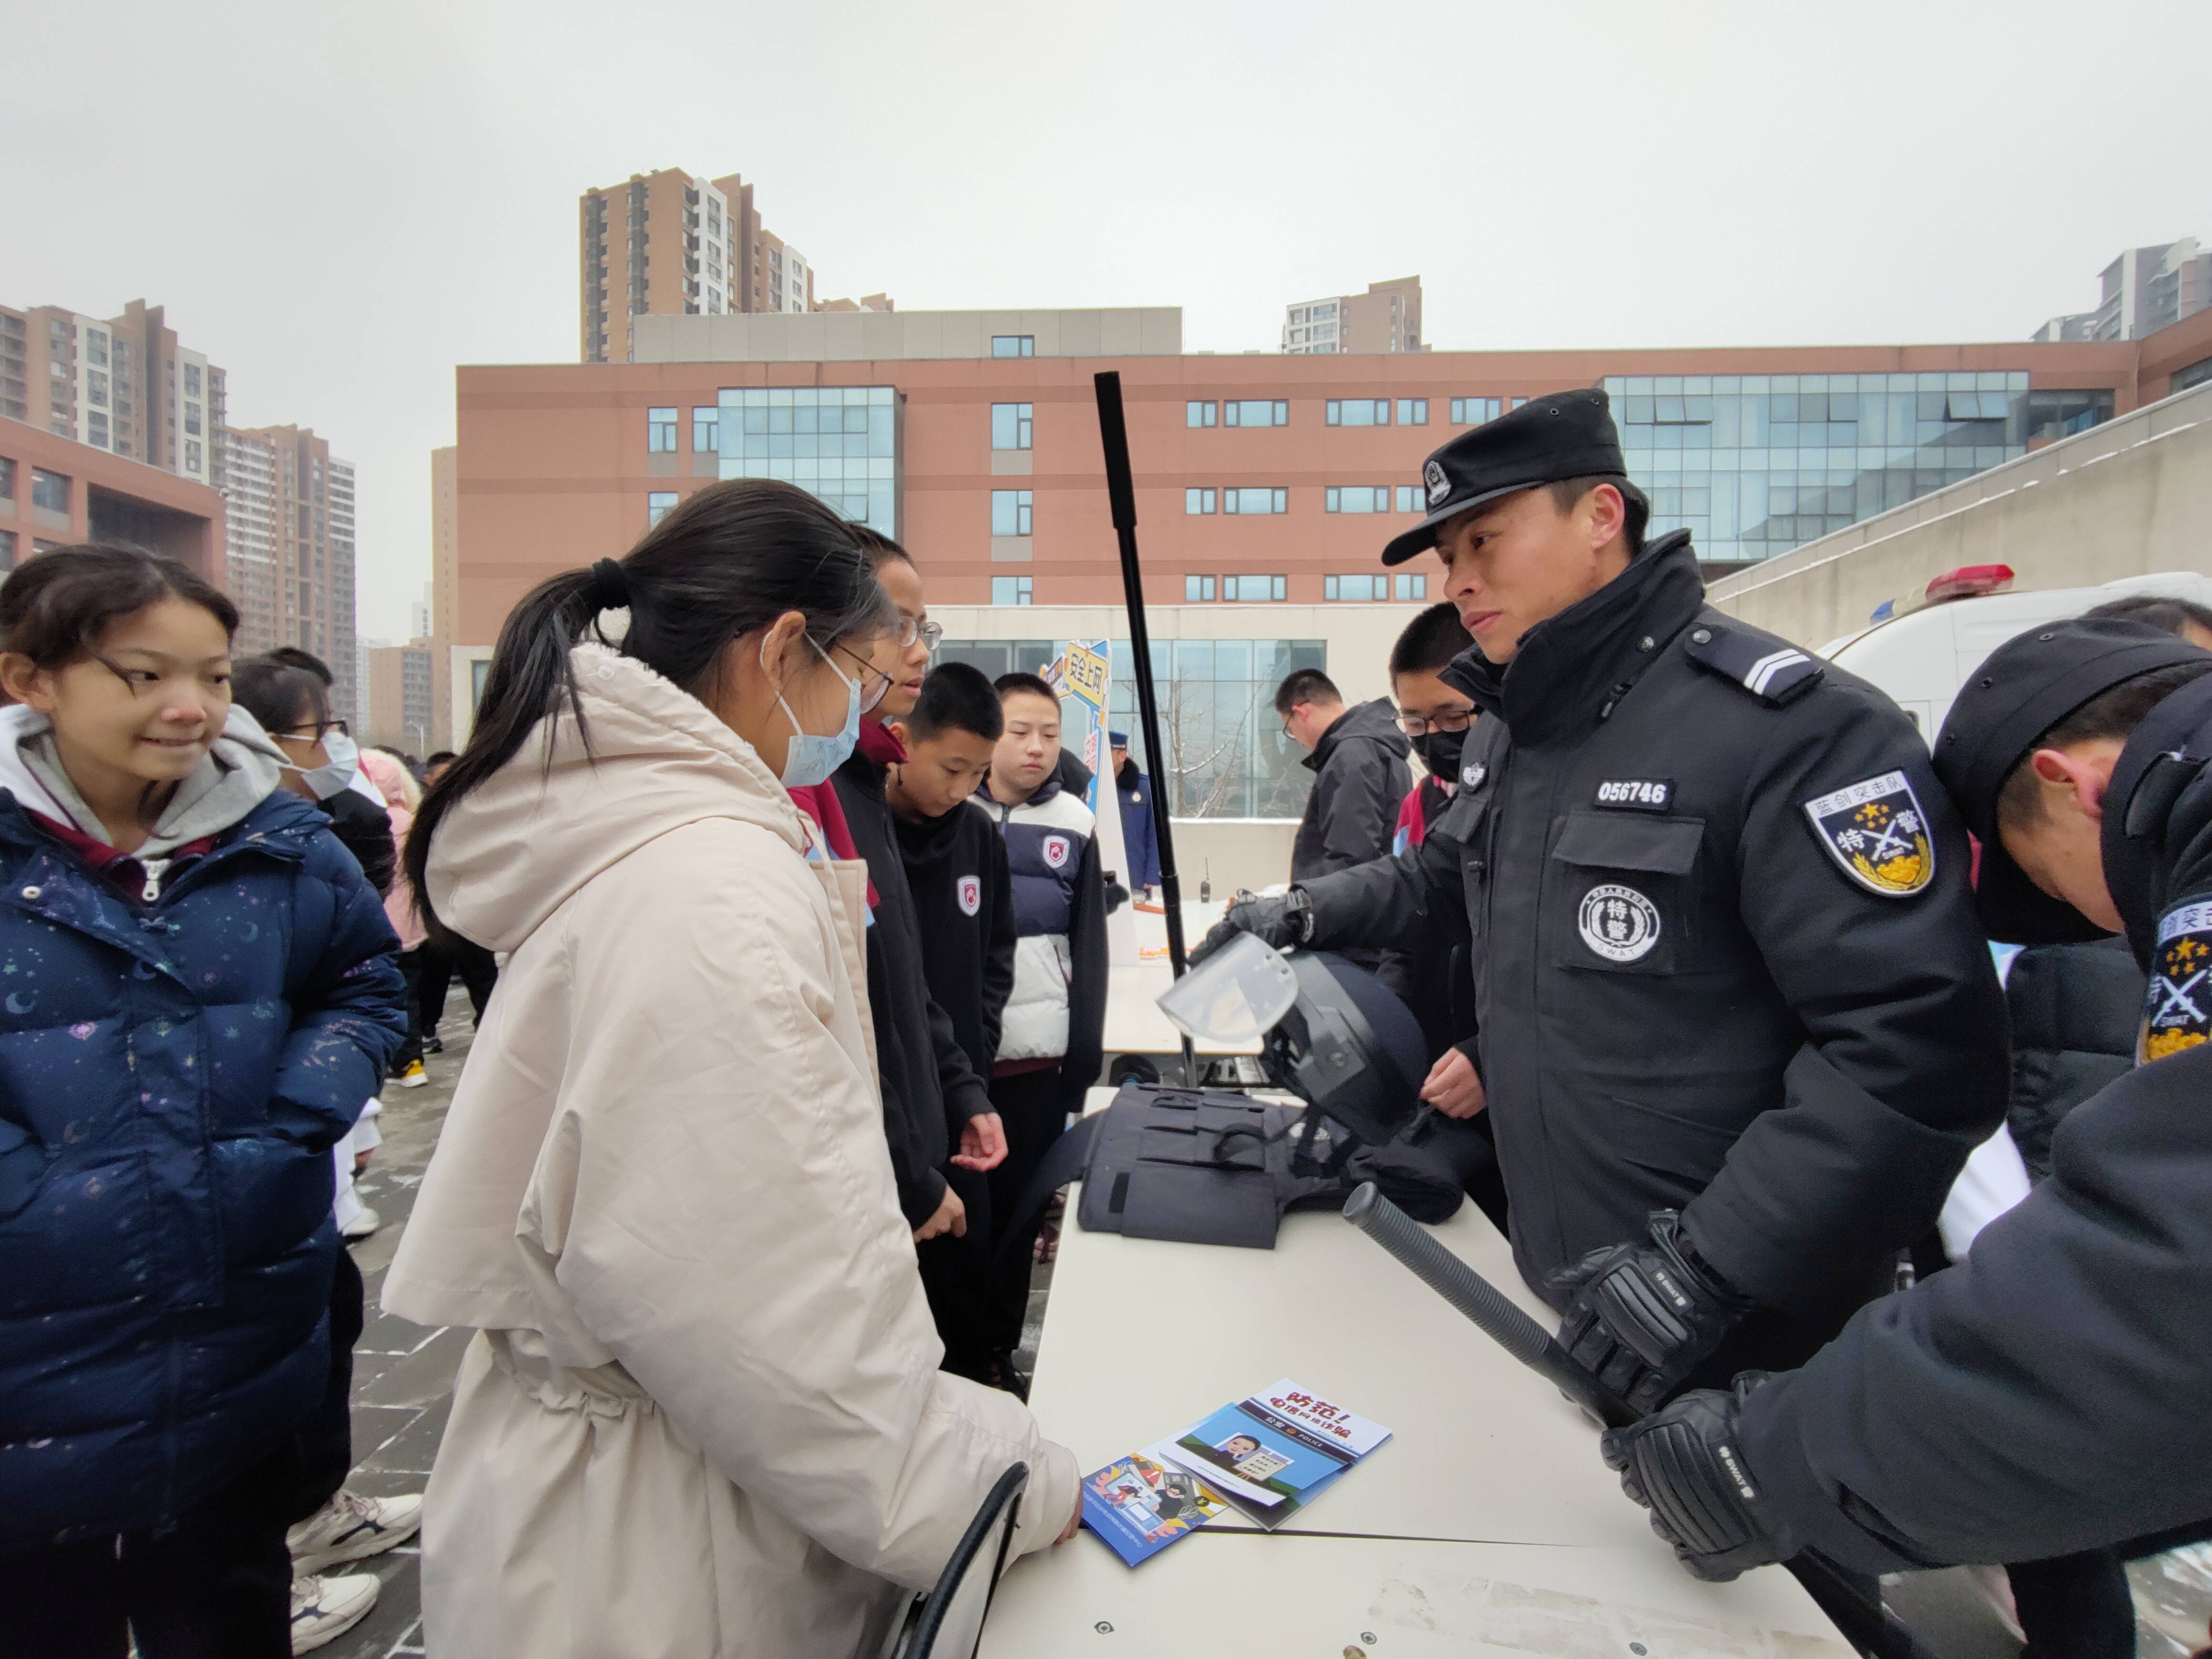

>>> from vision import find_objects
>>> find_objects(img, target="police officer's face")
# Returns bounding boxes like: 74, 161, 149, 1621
2001, 741, 2127, 933
1431, 485, 1633, 663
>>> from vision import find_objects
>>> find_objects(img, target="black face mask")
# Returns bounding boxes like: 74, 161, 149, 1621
1416, 726, 1468, 785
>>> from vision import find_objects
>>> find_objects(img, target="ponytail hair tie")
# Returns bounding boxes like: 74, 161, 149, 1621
589, 558, 631, 613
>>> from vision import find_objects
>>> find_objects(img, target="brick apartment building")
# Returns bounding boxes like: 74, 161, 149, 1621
0, 299, 225, 490
0, 419, 225, 581
223, 425, 359, 713
579, 167, 813, 364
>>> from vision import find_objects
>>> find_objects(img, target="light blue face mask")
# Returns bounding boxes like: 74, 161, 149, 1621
771, 635, 861, 788
282, 728, 360, 802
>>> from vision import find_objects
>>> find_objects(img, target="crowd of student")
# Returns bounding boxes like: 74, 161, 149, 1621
8, 429, 2210, 1656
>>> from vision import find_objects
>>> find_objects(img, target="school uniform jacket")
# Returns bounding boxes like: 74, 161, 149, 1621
975, 775, 1107, 1101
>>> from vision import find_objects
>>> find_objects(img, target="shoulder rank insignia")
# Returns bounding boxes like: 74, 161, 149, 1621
2141, 899, 2212, 1062
1802, 770, 1934, 897
1683, 622, 1824, 706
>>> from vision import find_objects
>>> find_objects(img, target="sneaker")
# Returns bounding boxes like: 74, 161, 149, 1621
390, 1060, 428, 1089
339, 1204, 381, 1241
422, 1033, 444, 1055
287, 1487, 423, 1573
291, 1572, 379, 1653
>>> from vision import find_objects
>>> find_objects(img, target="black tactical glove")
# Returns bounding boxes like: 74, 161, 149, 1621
1599, 1376, 1799, 1582
1552, 1210, 1751, 1414
1190, 888, 1313, 964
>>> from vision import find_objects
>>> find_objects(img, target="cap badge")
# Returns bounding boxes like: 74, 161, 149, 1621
1424, 459, 1450, 507
1802, 771, 1935, 897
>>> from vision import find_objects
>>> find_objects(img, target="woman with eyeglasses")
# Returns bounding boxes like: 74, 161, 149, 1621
382, 480, 1077, 1657
0, 544, 408, 1656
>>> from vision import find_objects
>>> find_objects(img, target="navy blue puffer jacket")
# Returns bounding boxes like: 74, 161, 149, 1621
0, 788, 407, 1550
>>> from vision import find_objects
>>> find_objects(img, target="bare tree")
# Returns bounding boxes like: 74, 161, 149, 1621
1157, 671, 1252, 818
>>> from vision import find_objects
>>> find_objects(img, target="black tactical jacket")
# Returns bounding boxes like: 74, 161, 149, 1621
1298, 532, 2008, 1332
1744, 669, 2212, 1568
1291, 698, 1413, 882
2001, 936, 2140, 1182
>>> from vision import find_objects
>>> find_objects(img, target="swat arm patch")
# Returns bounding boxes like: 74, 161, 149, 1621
2142, 899, 2212, 1062
1802, 770, 1935, 897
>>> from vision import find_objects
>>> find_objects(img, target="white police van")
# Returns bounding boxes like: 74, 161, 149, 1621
1820, 566, 2212, 739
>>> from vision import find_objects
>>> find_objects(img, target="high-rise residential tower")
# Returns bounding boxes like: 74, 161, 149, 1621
1283, 277, 1423, 355
224, 424, 358, 714
0, 298, 225, 488
2036, 238, 2211, 343
579, 168, 815, 362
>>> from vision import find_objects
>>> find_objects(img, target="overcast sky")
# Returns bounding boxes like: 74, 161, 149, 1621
5, 0, 2206, 638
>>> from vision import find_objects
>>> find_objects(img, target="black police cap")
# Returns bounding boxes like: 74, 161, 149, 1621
1382, 388, 1647, 567
1933, 616, 2212, 944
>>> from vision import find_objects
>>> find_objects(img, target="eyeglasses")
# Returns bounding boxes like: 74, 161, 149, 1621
893, 617, 945, 652
1397, 708, 1474, 738
274, 718, 349, 741
832, 642, 893, 714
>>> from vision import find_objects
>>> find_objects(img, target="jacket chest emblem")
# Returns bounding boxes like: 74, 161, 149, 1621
957, 875, 982, 916
1802, 770, 1934, 897
1577, 883, 1661, 963
2141, 900, 2212, 1063
1042, 834, 1072, 870
1460, 761, 1487, 791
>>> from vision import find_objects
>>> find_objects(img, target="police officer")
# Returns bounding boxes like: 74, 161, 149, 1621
1196, 389, 2008, 1406
1603, 616, 2212, 1578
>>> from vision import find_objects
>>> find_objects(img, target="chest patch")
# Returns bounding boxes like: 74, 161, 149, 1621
1577, 883, 1662, 963
1042, 834, 1072, 870
956, 875, 982, 917
1593, 778, 1674, 812
1460, 760, 1488, 791
1802, 770, 1934, 897
2141, 900, 2212, 1062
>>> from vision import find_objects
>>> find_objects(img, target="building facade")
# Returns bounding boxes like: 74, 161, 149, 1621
1283, 277, 1423, 355
0, 419, 225, 579
2037, 237, 2211, 344
447, 309, 2206, 785
580, 167, 817, 363
223, 425, 358, 713
363, 640, 435, 755
0, 299, 225, 489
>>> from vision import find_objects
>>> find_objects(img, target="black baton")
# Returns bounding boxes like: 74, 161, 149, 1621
1341, 1182, 1941, 1659
1342, 1182, 1634, 1428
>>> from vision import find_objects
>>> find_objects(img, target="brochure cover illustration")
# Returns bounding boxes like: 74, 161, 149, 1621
1161, 1380, 1392, 1529
1079, 1444, 1229, 1566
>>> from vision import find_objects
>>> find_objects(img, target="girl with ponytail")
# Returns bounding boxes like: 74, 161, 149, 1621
381, 480, 1079, 1656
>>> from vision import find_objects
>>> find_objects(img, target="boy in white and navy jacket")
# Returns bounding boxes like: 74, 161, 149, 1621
975, 673, 1107, 1374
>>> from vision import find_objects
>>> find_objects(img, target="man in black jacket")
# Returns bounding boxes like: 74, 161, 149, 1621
888, 664, 1018, 1381
1603, 617, 2212, 1585
1278, 670, 1412, 882
1200, 390, 2007, 1408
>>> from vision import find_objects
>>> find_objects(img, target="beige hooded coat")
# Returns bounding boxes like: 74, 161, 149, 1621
381, 644, 1077, 1658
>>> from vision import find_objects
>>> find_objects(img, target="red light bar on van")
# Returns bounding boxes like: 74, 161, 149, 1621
1869, 564, 2015, 624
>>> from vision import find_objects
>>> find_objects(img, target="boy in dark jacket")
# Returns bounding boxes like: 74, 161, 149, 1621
889, 664, 1017, 1090
977, 674, 1109, 1378
887, 663, 1017, 1379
